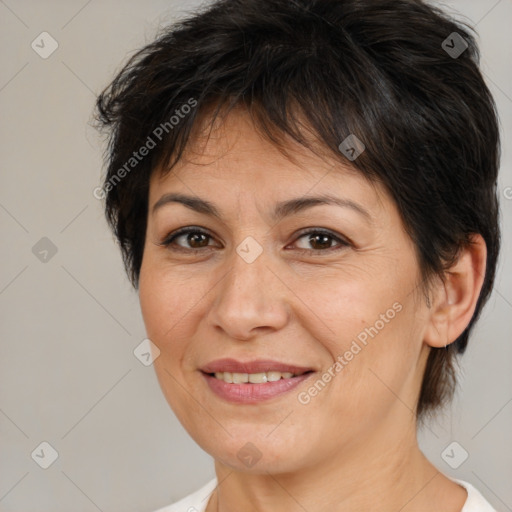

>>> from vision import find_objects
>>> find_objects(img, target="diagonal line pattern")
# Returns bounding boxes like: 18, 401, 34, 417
0, 0, 506, 510
471, 396, 512, 439
474, 0, 504, 26
163, 168, 339, 340
61, 369, 131, 439
199, 470, 233, 507
60, 205, 89, 233
61, 0, 93, 29
61, 61, 96, 96
0, 202, 29, 233
492, 285, 512, 310
265, 410, 294, 437
482, 70, 512, 107
471, 471, 511, 511
61, 265, 131, 335
367, 367, 439, 440
397, 471, 440, 511
0, 472, 29, 503
465, 258, 512, 317
0, 1, 29, 28
0, 265, 28, 295
163, 367, 233, 438
61, 470, 104, 511
163, 268, 232, 338
368, 367, 415, 414
0, 62, 29, 93
0, 408, 29, 438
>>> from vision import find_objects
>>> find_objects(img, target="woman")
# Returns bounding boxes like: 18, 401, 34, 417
95, 0, 500, 510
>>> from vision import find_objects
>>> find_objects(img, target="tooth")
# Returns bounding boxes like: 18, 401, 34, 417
232, 372, 249, 383
249, 372, 268, 383
212, 371, 298, 383
267, 371, 282, 382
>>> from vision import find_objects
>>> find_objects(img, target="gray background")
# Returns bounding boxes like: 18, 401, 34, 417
0, 0, 511, 511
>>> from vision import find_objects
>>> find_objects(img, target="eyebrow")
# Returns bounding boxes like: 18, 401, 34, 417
152, 192, 372, 222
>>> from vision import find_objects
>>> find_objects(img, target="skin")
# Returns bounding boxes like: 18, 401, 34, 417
139, 107, 486, 512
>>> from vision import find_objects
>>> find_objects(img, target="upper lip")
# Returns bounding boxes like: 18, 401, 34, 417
201, 358, 313, 375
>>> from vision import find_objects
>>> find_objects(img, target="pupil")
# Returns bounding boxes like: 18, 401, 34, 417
311, 234, 331, 249
189, 233, 207, 248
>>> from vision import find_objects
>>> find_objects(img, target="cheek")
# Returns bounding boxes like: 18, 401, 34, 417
308, 267, 407, 352
138, 258, 206, 352
138, 260, 208, 425
305, 266, 423, 411
331, 300, 422, 423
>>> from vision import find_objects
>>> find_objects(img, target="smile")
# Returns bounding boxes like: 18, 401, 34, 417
200, 358, 314, 403
211, 371, 302, 383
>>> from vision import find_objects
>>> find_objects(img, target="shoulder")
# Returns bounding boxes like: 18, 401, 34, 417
151, 478, 218, 512
453, 479, 497, 512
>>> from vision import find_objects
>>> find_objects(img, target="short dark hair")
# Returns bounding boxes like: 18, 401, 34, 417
95, 0, 501, 419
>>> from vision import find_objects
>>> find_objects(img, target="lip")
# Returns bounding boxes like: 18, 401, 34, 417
200, 358, 315, 404
201, 358, 313, 375
201, 372, 313, 404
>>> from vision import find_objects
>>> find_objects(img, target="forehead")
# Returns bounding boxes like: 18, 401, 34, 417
158, 109, 311, 177
149, 106, 390, 220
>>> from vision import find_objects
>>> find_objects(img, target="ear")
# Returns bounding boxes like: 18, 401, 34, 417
424, 234, 487, 348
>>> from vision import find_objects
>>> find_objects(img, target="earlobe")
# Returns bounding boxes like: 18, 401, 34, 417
424, 234, 487, 349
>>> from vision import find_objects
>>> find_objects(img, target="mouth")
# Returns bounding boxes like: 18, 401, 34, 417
200, 358, 313, 380
200, 358, 314, 403
204, 370, 312, 384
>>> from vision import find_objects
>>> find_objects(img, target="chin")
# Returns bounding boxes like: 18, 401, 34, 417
196, 429, 310, 475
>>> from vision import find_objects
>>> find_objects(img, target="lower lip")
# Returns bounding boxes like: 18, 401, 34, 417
202, 372, 313, 404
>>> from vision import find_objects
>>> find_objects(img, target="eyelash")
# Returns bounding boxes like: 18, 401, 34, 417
158, 226, 351, 255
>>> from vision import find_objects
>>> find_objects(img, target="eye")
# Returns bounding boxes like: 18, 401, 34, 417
159, 227, 218, 252
291, 229, 350, 253
159, 226, 351, 254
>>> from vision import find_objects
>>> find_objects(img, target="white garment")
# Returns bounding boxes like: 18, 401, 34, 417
153, 476, 497, 512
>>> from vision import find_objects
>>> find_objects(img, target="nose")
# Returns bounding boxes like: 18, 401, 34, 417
206, 246, 290, 341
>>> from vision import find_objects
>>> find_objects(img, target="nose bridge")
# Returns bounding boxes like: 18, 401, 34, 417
228, 252, 263, 299
207, 240, 289, 338
222, 242, 272, 309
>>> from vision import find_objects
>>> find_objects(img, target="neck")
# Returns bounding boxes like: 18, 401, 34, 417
208, 415, 456, 512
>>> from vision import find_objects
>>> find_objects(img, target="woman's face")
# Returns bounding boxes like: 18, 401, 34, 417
139, 108, 431, 473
